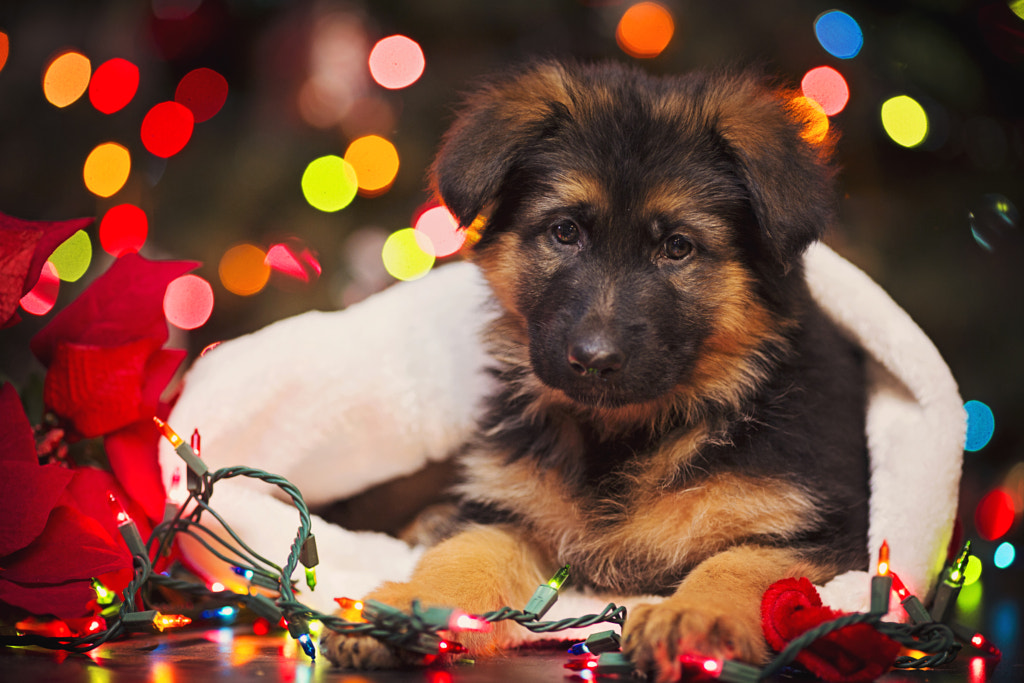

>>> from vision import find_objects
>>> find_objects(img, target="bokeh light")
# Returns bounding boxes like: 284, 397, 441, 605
88, 57, 139, 114
964, 399, 995, 452
962, 554, 983, 587
414, 205, 465, 257
616, 2, 675, 59
0, 32, 9, 74
1004, 462, 1024, 517
382, 228, 435, 281
19, 262, 60, 316
141, 101, 195, 157
789, 96, 830, 146
814, 10, 863, 59
881, 95, 929, 148
368, 35, 425, 89
344, 135, 400, 196
975, 489, 1015, 541
164, 274, 214, 330
969, 194, 1020, 252
994, 542, 1015, 569
265, 242, 321, 283
301, 155, 358, 212
42, 50, 91, 108
958, 580, 983, 616
83, 142, 131, 197
174, 67, 228, 123
219, 243, 270, 296
99, 203, 148, 256
48, 229, 92, 282
801, 66, 849, 116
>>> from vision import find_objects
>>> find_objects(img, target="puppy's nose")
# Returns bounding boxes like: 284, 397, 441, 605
568, 334, 624, 378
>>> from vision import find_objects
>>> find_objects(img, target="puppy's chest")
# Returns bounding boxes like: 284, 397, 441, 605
458, 431, 821, 593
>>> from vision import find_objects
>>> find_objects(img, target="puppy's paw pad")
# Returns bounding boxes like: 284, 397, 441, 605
623, 601, 765, 677
320, 631, 410, 670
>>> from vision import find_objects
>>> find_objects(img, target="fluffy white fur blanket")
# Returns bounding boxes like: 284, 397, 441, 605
159, 242, 965, 642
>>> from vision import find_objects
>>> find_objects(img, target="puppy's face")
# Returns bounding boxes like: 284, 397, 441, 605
432, 62, 836, 412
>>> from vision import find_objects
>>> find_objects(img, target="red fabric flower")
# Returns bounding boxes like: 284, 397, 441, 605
30, 253, 197, 522
0, 211, 92, 328
761, 577, 901, 683
0, 383, 149, 619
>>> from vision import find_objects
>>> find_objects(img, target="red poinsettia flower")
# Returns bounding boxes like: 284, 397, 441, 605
0, 383, 152, 619
0, 211, 92, 328
30, 253, 197, 523
761, 577, 901, 683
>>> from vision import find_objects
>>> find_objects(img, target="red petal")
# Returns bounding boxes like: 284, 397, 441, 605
0, 576, 97, 620
30, 253, 197, 366
104, 423, 166, 524
43, 338, 161, 437
140, 348, 186, 416
105, 419, 169, 524
0, 383, 76, 556
0, 212, 91, 327
1, 505, 126, 584
0, 382, 36, 465
63, 467, 153, 549
0, 462, 74, 557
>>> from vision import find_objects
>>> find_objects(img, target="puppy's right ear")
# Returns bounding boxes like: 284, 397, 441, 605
430, 63, 572, 228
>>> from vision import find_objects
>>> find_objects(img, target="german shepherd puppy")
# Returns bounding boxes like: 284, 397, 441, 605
322, 61, 869, 678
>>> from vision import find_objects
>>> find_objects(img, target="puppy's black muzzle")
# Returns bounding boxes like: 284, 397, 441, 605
567, 329, 624, 379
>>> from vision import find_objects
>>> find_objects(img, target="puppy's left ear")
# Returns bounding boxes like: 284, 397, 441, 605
712, 74, 839, 272
430, 62, 573, 228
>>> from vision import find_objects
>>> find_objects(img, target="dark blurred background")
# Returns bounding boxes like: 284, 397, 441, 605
0, 0, 1021, 656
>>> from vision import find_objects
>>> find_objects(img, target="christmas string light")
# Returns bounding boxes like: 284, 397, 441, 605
871, 540, 892, 614
299, 534, 319, 591
568, 629, 621, 655
0, 416, 975, 679
949, 624, 1003, 661
153, 416, 207, 479
523, 564, 571, 619
679, 653, 762, 683
0, 418, 625, 662
889, 571, 933, 624
931, 541, 971, 623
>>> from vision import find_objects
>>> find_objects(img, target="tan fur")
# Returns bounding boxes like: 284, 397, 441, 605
623, 545, 839, 676
456, 450, 823, 592
320, 525, 547, 667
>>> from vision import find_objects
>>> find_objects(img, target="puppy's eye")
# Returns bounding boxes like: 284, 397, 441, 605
663, 234, 694, 260
552, 220, 581, 245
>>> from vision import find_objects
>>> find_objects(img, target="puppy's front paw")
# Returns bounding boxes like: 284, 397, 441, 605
623, 598, 767, 681
320, 630, 419, 670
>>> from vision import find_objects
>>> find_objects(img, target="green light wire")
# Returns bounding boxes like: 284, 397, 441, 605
0, 458, 963, 679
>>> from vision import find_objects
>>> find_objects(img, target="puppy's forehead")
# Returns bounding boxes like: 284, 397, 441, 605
523, 134, 743, 252
529, 170, 608, 216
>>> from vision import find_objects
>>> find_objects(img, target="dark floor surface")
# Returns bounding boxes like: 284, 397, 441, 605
0, 612, 1018, 683
2, 564, 1020, 683
0, 630, 1015, 683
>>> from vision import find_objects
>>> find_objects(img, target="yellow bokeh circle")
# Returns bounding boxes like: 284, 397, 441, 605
301, 155, 358, 212
881, 95, 928, 148
382, 228, 435, 281
48, 229, 92, 282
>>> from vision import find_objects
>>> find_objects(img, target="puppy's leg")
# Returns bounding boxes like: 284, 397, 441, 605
623, 545, 835, 681
321, 524, 549, 669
